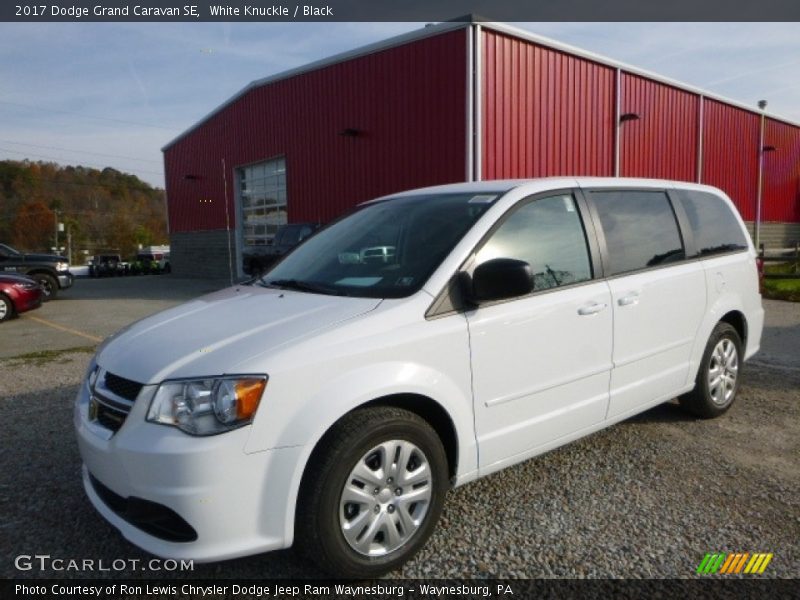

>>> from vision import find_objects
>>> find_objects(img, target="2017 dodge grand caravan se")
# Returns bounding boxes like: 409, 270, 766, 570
75, 178, 763, 577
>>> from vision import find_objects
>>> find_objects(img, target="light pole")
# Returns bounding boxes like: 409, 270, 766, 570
755, 100, 767, 250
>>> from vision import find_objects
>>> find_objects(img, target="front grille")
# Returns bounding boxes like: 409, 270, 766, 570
94, 397, 129, 432
89, 474, 198, 543
104, 372, 143, 401
90, 371, 142, 434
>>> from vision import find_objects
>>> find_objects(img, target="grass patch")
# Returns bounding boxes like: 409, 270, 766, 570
764, 261, 799, 276
763, 277, 800, 302
6, 345, 96, 366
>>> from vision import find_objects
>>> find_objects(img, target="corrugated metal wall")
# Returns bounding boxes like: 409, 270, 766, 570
701, 99, 760, 221
618, 73, 699, 181
481, 30, 615, 179
763, 118, 800, 223
166, 23, 800, 242
164, 29, 468, 233
480, 28, 799, 225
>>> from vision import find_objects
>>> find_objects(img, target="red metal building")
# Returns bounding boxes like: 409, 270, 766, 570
163, 19, 800, 278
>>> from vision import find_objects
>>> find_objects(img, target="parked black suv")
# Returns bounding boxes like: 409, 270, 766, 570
0, 243, 74, 300
243, 222, 319, 276
89, 254, 128, 277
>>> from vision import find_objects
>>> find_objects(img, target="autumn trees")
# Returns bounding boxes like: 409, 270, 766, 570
0, 160, 167, 262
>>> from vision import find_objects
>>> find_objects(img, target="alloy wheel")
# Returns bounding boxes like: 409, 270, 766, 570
339, 439, 432, 557
708, 338, 739, 407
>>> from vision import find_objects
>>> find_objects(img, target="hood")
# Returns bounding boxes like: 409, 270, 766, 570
0, 272, 38, 285
96, 284, 381, 384
22, 253, 68, 262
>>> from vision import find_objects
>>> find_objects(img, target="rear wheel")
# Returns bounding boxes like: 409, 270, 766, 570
680, 322, 742, 418
295, 406, 448, 578
0, 294, 13, 322
32, 273, 58, 301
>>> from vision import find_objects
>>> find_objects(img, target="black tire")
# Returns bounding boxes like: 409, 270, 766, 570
33, 273, 58, 301
295, 406, 448, 578
0, 294, 13, 322
679, 322, 743, 419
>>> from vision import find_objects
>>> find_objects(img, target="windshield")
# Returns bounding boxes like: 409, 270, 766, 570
0, 244, 20, 257
261, 192, 499, 298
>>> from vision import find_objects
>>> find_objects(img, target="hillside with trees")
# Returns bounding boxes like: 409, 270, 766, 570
0, 160, 167, 263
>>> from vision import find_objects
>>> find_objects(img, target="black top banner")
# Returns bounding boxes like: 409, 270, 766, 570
3, 0, 800, 22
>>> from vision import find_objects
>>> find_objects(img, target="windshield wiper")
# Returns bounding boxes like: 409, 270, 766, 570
265, 278, 348, 296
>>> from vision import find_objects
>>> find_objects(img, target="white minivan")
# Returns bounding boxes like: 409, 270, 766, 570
75, 178, 763, 577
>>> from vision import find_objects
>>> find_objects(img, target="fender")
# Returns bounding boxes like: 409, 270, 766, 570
246, 360, 477, 547
686, 288, 747, 387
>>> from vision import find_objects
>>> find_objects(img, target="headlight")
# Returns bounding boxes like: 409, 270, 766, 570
13, 281, 40, 291
147, 376, 267, 436
56, 261, 69, 271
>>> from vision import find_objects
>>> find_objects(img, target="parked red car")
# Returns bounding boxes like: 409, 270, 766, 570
0, 273, 43, 322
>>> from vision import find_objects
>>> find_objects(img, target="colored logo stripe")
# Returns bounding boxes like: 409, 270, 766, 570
697, 552, 773, 575
719, 552, 748, 573
745, 553, 773, 574
719, 553, 737, 574
697, 553, 726, 574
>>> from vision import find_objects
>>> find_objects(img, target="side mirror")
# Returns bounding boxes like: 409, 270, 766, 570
466, 258, 534, 303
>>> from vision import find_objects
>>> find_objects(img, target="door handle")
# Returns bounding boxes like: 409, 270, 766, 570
618, 293, 640, 307
578, 302, 607, 316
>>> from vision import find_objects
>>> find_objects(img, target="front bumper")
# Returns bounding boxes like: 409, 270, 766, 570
15, 289, 43, 313
58, 272, 74, 289
74, 378, 303, 562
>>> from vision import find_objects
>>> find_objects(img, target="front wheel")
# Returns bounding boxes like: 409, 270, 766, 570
295, 406, 448, 578
33, 273, 58, 301
0, 294, 13, 322
680, 322, 743, 418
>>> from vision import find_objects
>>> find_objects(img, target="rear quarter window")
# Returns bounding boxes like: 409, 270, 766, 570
676, 190, 749, 257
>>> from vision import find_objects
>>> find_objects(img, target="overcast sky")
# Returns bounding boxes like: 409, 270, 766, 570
1, 22, 798, 188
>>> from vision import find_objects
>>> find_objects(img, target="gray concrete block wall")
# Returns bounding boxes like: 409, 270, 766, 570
745, 222, 800, 250
169, 230, 238, 279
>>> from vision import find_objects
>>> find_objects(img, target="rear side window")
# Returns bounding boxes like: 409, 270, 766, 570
677, 190, 749, 257
590, 190, 685, 276
476, 193, 592, 292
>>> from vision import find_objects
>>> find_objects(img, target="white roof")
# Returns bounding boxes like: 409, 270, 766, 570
367, 177, 724, 202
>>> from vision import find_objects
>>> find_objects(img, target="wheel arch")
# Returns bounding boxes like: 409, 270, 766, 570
358, 393, 458, 482
719, 309, 747, 349
687, 295, 752, 387
286, 391, 464, 549
26, 270, 59, 299
26, 269, 59, 285
297, 393, 459, 496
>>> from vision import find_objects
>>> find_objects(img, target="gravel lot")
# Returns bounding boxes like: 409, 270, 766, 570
0, 279, 797, 580
0, 276, 229, 359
